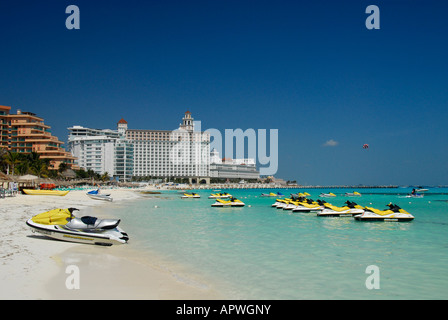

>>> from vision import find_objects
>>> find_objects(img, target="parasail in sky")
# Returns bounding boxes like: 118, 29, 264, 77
363, 144, 369, 149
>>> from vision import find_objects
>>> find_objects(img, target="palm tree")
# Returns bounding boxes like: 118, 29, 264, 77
27, 152, 40, 164
4, 152, 21, 175
29, 156, 50, 178
0, 147, 8, 173
101, 172, 110, 182
16, 159, 30, 175
30, 160, 44, 177
58, 162, 69, 174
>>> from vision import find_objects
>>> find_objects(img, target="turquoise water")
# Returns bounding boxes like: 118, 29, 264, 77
108, 188, 448, 299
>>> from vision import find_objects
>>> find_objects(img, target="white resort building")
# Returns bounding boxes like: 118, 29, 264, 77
127, 111, 210, 183
67, 122, 134, 182
68, 111, 211, 183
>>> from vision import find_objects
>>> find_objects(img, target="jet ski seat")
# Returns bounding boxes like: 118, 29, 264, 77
66, 216, 121, 230
364, 207, 393, 216
81, 216, 98, 225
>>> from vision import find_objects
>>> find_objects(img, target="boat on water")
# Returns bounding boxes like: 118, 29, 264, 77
23, 189, 69, 196
86, 189, 113, 202
26, 208, 129, 246
354, 203, 414, 222
208, 192, 232, 199
181, 193, 200, 199
319, 192, 336, 198
211, 198, 245, 207
317, 201, 365, 217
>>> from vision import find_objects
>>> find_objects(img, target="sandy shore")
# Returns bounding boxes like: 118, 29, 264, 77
0, 189, 221, 300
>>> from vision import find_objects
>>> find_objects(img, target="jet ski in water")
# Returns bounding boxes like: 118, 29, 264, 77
345, 191, 362, 197
317, 201, 365, 217
291, 198, 324, 212
272, 198, 292, 208
319, 192, 336, 198
354, 203, 414, 222
26, 208, 129, 246
208, 192, 232, 199
261, 192, 284, 197
212, 197, 245, 207
181, 193, 201, 198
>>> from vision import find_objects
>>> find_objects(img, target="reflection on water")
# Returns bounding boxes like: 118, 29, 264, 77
360, 221, 413, 232
318, 217, 353, 230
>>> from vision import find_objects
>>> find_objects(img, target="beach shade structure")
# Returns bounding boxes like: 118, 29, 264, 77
18, 174, 39, 182
61, 169, 76, 179
0, 171, 12, 182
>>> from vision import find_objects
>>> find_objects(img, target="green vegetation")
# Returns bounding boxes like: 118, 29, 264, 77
0, 149, 110, 181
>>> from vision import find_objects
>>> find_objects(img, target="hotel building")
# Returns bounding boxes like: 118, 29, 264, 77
0, 105, 77, 170
67, 122, 134, 182
127, 111, 210, 182
68, 111, 260, 183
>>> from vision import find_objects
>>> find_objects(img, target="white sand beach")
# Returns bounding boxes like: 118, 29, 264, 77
0, 189, 221, 300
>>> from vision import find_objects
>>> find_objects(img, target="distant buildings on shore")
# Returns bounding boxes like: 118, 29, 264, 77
1, 105, 261, 182
68, 111, 260, 182
0, 105, 77, 170
210, 149, 260, 181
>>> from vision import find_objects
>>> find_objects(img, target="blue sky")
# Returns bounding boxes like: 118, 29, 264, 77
1, 0, 447, 185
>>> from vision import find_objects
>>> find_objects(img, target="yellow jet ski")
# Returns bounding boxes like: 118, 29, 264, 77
208, 192, 232, 199
319, 192, 336, 198
212, 197, 245, 207
292, 198, 324, 212
181, 193, 201, 199
354, 203, 414, 222
272, 198, 291, 208
26, 208, 129, 246
317, 201, 365, 217
345, 191, 362, 197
